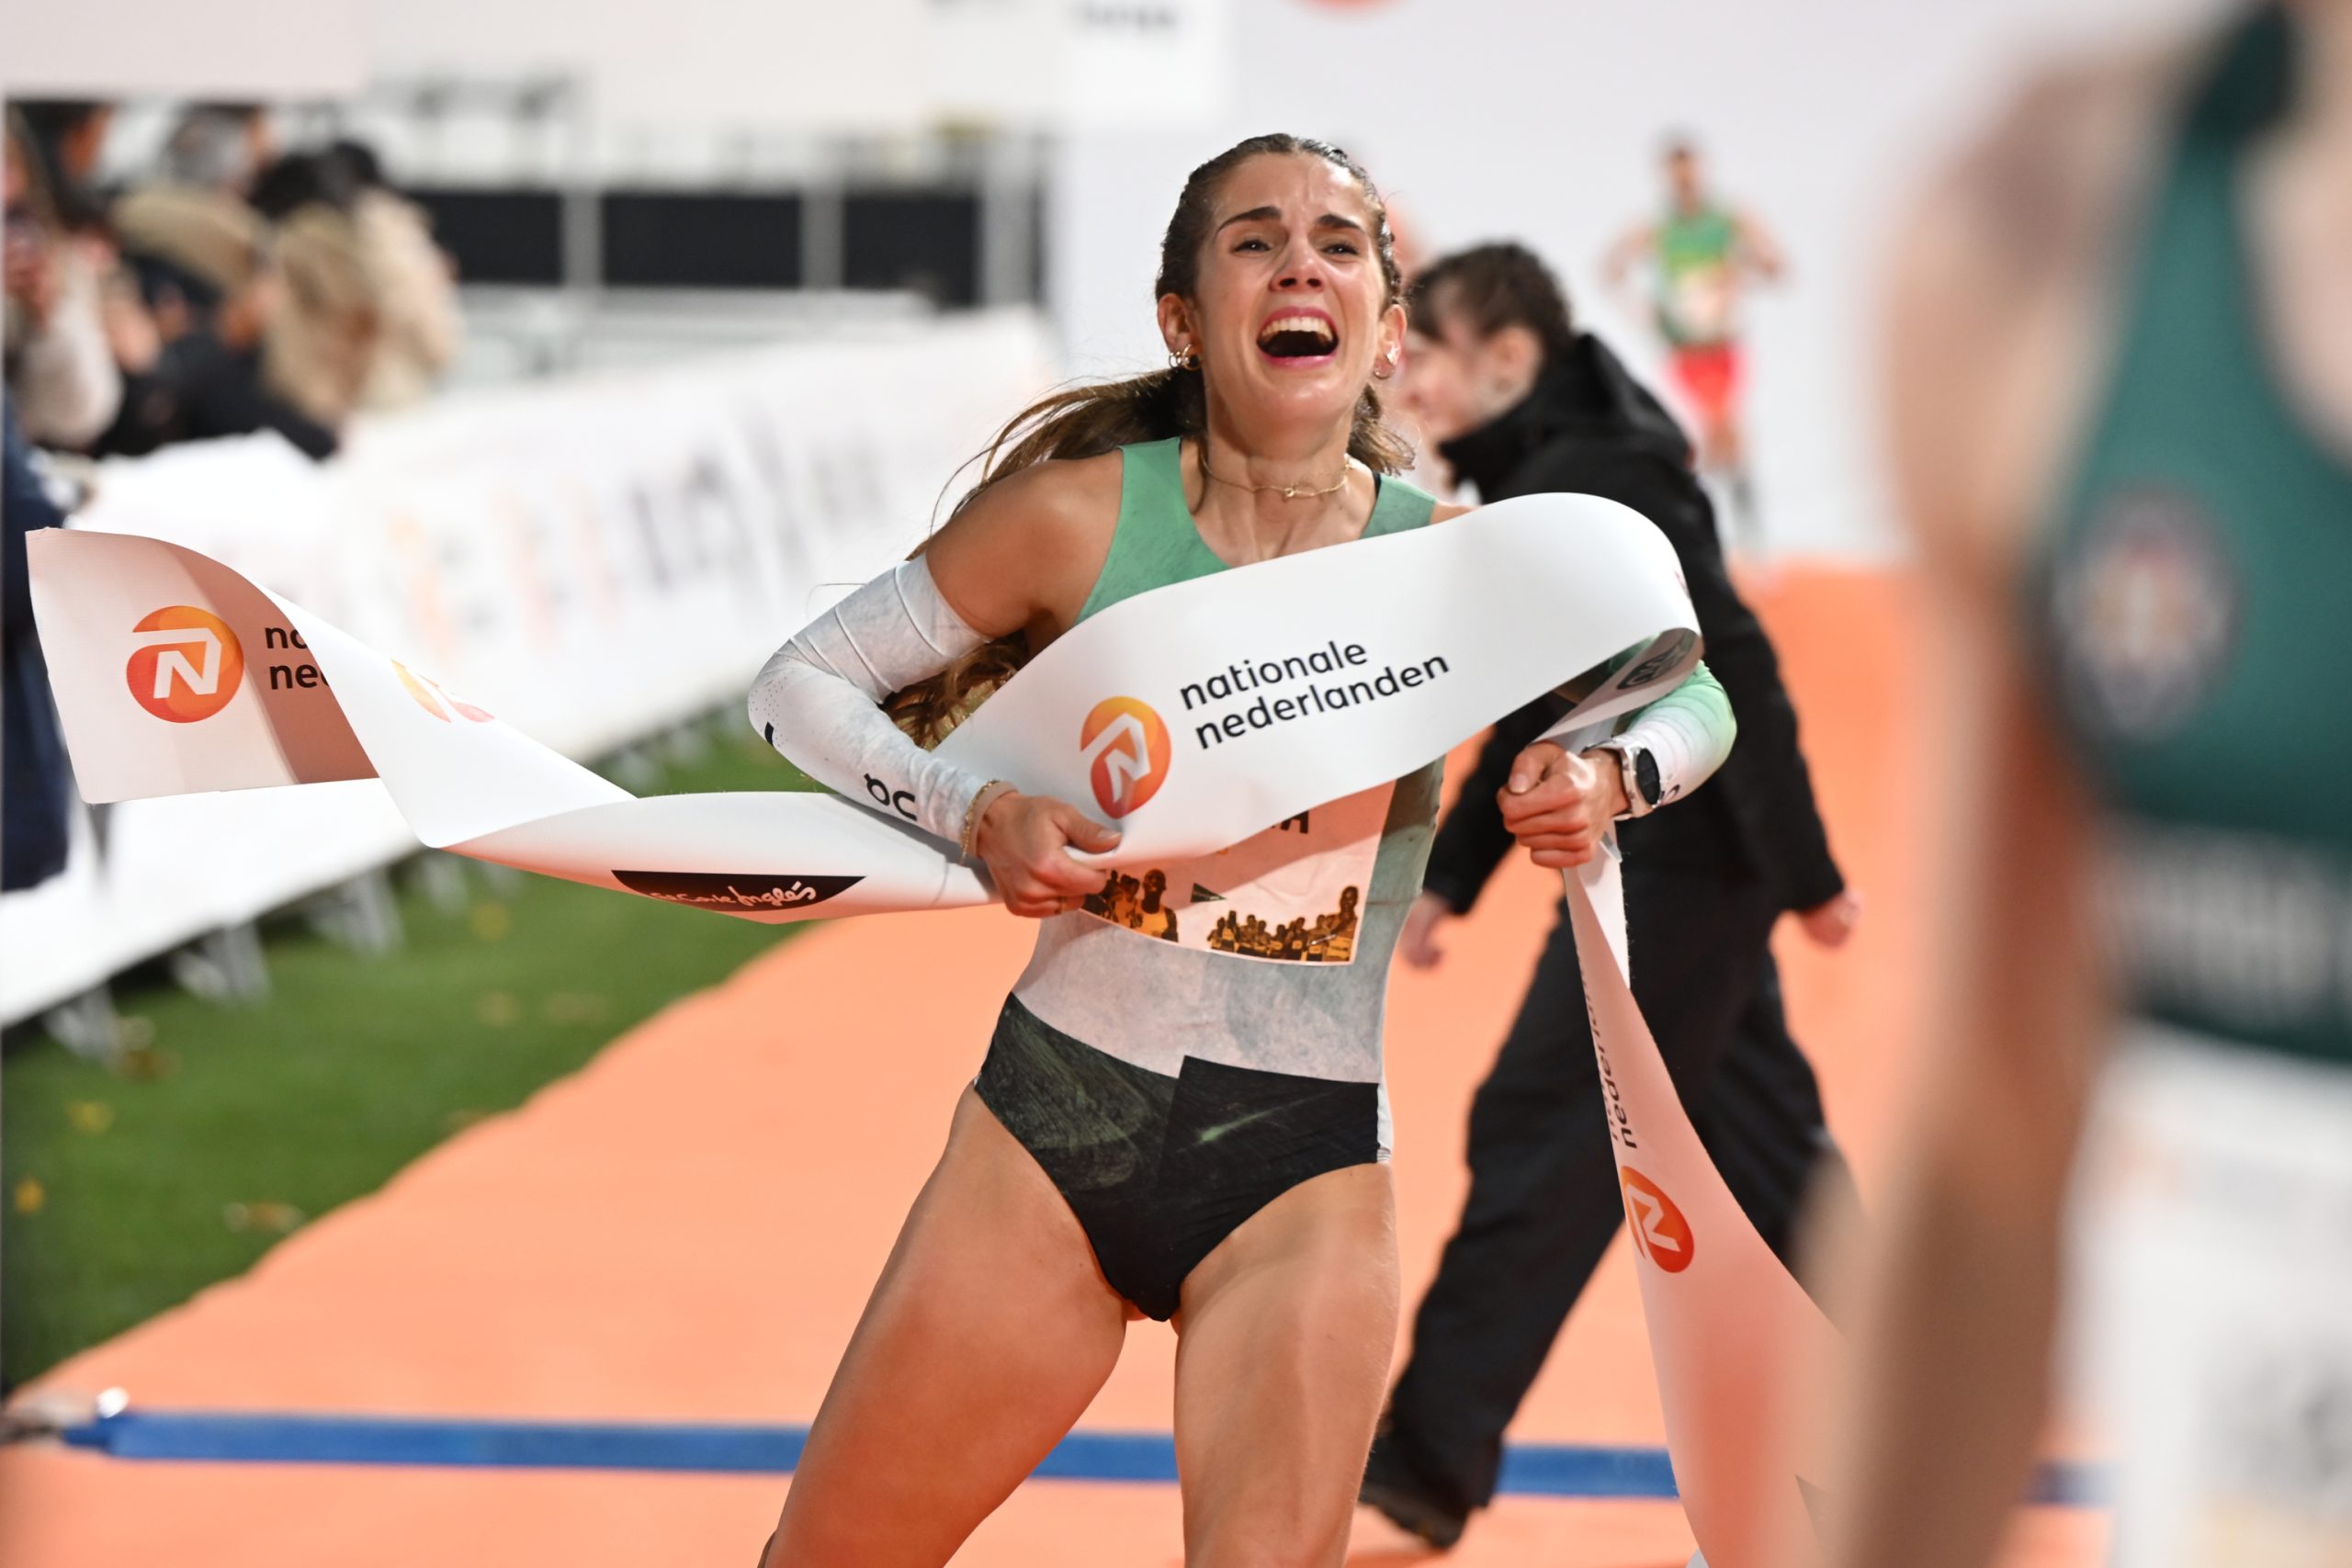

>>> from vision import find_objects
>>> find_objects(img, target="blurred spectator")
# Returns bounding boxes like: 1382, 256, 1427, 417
337, 141, 461, 410
3, 404, 74, 892
161, 102, 274, 197
98, 184, 336, 459
248, 147, 365, 221
16, 100, 179, 440
5, 110, 123, 450
14, 99, 114, 231
246, 138, 458, 418
265, 202, 380, 427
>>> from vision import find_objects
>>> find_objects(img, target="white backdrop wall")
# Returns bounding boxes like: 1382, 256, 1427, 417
10, 1, 1232, 140
1045, 0, 2229, 560
1, 0, 365, 97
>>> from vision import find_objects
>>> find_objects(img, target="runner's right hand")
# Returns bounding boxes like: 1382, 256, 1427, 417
1499, 742, 1626, 868
974, 791, 1122, 919
1399, 891, 1453, 970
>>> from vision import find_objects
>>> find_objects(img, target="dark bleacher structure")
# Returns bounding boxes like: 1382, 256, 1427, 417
409, 185, 1023, 307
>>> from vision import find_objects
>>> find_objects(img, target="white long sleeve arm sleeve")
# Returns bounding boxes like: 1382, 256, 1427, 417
747, 558, 997, 845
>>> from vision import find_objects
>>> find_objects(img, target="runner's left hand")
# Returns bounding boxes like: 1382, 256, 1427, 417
1796, 889, 1863, 948
1398, 891, 1453, 970
1499, 741, 1627, 869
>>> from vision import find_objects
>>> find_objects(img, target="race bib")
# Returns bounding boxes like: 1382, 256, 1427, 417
1080, 783, 1391, 964
2075, 1029, 2352, 1566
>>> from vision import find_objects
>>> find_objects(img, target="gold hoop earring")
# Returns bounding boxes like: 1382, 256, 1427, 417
1170, 346, 1200, 372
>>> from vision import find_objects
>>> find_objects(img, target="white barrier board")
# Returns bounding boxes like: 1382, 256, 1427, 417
1, 312, 1056, 1022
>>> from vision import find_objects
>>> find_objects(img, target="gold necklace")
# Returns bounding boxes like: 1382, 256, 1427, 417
1196, 448, 1353, 502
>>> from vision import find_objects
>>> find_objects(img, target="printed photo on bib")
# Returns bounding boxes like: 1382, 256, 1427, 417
1080, 783, 1393, 964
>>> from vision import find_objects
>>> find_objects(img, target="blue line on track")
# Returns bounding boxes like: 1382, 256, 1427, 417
52, 1409, 2105, 1505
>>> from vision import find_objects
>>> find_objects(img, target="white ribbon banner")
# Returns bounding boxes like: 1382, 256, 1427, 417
29, 493, 1699, 906
1571, 846, 1840, 1564
28, 490, 1833, 1562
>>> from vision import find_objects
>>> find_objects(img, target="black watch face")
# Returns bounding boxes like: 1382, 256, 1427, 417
1634, 749, 1663, 807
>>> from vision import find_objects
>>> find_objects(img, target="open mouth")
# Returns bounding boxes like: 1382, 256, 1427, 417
1256, 310, 1337, 362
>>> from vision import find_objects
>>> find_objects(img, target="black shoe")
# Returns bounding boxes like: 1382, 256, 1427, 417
1359, 1445, 1467, 1550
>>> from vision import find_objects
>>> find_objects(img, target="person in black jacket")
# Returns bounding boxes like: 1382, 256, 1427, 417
4, 403, 74, 891
1358, 243, 1860, 1549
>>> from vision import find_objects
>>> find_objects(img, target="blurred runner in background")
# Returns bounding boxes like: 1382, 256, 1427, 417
1605, 137, 1783, 555
1815, 6, 2352, 1566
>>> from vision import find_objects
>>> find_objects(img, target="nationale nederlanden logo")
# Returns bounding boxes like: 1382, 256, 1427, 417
1080, 696, 1170, 818
126, 606, 243, 723
1621, 1168, 1696, 1274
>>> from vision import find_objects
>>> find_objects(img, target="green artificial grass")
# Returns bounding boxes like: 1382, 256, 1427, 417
2, 719, 820, 1388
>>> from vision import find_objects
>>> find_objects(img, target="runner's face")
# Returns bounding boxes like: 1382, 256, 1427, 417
1667, 150, 1702, 208
1168, 153, 1402, 437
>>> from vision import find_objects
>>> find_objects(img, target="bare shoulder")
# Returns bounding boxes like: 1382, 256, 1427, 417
941, 447, 1122, 536
1428, 500, 1476, 524
1886, 37, 2199, 584
922, 449, 1124, 638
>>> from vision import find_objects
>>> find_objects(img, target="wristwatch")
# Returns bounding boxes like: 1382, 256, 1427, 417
1600, 740, 1662, 818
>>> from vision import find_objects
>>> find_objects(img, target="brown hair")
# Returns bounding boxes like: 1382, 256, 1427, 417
888, 132, 1413, 747
1408, 242, 1577, 367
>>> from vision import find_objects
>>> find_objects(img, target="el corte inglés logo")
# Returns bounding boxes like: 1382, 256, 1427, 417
1080, 696, 1171, 818
126, 606, 243, 723
1621, 1168, 1695, 1274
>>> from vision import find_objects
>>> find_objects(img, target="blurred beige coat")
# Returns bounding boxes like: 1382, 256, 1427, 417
264, 206, 381, 429
354, 188, 461, 410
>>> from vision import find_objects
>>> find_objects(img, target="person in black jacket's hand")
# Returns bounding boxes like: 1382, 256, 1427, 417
1356, 243, 1860, 1553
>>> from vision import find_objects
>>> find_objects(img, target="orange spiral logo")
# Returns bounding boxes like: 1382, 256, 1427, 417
1621, 1168, 1695, 1274
125, 606, 244, 723
1079, 697, 1170, 818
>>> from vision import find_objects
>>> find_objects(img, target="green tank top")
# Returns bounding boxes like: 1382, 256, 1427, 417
1005, 437, 1442, 1107
1063, 436, 1441, 970
1657, 205, 1736, 276
1077, 436, 1437, 622
2044, 6, 2352, 1068
1654, 204, 1740, 348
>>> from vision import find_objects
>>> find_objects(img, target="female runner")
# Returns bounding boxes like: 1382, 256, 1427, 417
748, 133, 1735, 1568
1816, 7, 2352, 1565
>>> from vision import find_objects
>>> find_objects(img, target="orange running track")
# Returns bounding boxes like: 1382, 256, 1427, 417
0, 568, 2105, 1566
